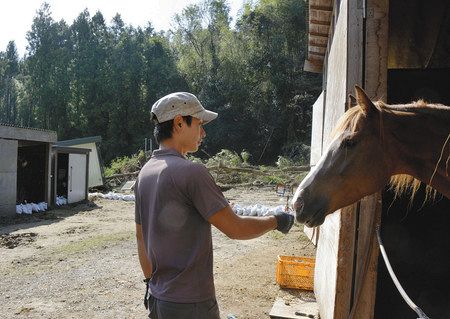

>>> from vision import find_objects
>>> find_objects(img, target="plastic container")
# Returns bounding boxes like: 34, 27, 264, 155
276, 255, 315, 290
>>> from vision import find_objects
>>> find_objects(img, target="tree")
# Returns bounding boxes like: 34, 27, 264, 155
0, 41, 19, 124
26, 3, 72, 135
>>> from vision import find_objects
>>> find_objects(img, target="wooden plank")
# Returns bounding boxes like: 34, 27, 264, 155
350, 1, 389, 318
346, 0, 364, 94
352, 194, 382, 319
364, 0, 389, 100
310, 5, 334, 12
310, 19, 332, 26
334, 204, 357, 319
314, 212, 340, 319
314, 2, 352, 319
310, 92, 325, 166
269, 297, 319, 319
310, 31, 329, 38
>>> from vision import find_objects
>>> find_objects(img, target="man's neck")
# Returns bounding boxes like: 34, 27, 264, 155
160, 140, 186, 156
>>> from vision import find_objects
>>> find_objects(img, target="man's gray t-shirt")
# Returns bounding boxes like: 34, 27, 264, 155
135, 148, 229, 303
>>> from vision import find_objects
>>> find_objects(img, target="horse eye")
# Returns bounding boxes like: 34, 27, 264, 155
343, 138, 357, 148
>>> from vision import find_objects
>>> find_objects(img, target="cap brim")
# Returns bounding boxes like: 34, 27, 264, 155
196, 109, 218, 124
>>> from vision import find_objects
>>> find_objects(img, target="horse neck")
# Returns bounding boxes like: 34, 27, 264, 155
383, 105, 450, 197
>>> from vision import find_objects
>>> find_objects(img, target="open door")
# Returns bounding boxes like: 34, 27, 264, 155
68, 153, 86, 204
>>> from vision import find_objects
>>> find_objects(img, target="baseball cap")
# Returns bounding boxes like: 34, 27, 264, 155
151, 92, 218, 124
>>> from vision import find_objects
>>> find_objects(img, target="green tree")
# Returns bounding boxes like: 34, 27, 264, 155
0, 41, 19, 124
26, 3, 72, 135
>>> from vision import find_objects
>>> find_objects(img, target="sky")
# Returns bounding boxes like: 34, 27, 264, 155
1, 0, 245, 58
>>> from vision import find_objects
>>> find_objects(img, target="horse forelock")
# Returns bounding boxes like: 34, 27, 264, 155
331, 106, 365, 138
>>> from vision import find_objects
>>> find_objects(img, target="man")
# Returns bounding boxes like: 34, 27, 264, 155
135, 92, 294, 319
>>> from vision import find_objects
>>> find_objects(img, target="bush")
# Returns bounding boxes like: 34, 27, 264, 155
104, 151, 147, 177
275, 156, 295, 169
279, 142, 311, 166
206, 149, 242, 167
240, 150, 251, 165
187, 154, 204, 164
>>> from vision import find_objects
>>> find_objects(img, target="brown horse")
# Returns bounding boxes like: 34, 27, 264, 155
293, 86, 450, 227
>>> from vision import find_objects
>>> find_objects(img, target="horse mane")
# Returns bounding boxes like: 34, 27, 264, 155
332, 100, 442, 202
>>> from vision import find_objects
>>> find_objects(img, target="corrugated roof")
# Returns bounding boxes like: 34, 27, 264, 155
0, 122, 56, 133
56, 136, 102, 146
0, 122, 57, 143
304, 0, 333, 73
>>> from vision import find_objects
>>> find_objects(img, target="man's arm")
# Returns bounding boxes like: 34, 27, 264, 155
136, 223, 152, 279
208, 205, 278, 240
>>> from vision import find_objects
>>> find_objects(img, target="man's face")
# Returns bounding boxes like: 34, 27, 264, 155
181, 117, 206, 154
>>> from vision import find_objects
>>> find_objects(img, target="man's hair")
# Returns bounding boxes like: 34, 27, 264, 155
153, 115, 193, 144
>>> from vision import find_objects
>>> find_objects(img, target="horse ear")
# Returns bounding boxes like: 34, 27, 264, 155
348, 94, 357, 108
355, 85, 376, 115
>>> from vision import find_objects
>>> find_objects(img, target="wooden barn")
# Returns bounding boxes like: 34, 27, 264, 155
305, 0, 450, 318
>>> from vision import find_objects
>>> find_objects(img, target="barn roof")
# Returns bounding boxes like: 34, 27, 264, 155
0, 123, 57, 143
56, 136, 102, 146
304, 0, 333, 73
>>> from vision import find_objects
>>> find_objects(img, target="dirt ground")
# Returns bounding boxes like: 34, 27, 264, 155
0, 186, 315, 319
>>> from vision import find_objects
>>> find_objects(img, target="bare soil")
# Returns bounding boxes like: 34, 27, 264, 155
0, 186, 315, 319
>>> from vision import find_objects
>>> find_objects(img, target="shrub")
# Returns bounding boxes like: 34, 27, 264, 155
206, 149, 242, 167
104, 151, 147, 177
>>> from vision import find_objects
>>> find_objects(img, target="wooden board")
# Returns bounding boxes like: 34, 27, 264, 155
310, 92, 325, 167
350, 0, 389, 317
314, 2, 358, 319
269, 297, 319, 319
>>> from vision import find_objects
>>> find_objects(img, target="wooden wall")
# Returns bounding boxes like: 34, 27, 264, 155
311, 0, 388, 318
313, 1, 356, 318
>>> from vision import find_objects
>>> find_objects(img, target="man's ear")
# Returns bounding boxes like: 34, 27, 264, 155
173, 115, 184, 131
355, 85, 377, 115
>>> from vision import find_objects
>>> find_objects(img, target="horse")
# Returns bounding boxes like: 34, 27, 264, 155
292, 86, 450, 227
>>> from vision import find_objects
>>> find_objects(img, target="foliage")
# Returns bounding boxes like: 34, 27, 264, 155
240, 150, 251, 164
205, 149, 242, 167
104, 150, 146, 176
275, 155, 295, 169
0, 0, 321, 165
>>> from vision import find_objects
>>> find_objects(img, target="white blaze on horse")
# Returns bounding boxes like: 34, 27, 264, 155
293, 86, 450, 227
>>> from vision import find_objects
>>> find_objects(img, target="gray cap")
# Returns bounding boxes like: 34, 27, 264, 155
151, 92, 218, 124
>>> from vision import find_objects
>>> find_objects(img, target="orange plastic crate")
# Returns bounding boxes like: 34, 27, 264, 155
276, 255, 315, 290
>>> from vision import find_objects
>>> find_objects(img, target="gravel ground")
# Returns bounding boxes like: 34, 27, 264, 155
0, 186, 315, 319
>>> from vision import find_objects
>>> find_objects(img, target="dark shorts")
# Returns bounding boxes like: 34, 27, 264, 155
147, 296, 220, 319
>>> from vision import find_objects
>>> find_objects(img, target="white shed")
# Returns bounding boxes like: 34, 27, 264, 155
52, 146, 90, 204
56, 136, 105, 188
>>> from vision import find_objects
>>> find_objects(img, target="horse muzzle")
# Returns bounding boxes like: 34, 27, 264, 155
292, 190, 328, 227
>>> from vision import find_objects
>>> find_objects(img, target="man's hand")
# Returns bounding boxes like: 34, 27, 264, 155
274, 213, 295, 234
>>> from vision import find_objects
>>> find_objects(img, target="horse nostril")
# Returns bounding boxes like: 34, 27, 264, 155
293, 198, 304, 213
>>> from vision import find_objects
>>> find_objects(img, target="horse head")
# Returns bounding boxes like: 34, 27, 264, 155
292, 86, 392, 227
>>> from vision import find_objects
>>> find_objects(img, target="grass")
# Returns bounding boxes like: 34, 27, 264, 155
55, 231, 134, 255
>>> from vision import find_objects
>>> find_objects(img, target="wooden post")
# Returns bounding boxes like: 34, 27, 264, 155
351, 0, 389, 318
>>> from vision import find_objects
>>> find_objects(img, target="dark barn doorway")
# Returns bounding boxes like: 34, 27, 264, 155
375, 7, 450, 313
16, 143, 47, 204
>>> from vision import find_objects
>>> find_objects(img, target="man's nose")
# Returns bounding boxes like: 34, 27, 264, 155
201, 127, 206, 138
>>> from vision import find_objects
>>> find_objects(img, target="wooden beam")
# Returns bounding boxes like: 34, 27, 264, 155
310, 31, 330, 38
310, 19, 331, 26
351, 0, 389, 318
308, 51, 326, 57
309, 41, 328, 48
310, 5, 334, 11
